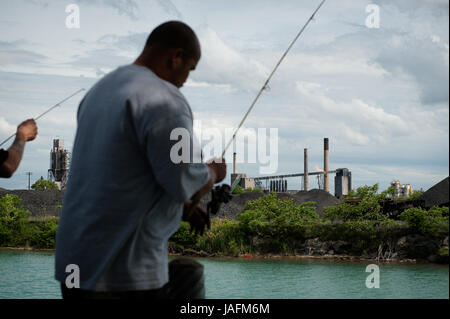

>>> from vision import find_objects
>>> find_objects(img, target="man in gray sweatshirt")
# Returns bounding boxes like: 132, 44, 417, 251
55, 21, 226, 299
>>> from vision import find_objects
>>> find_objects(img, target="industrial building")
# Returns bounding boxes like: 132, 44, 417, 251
335, 168, 352, 198
48, 139, 70, 190
230, 153, 256, 189
391, 180, 413, 197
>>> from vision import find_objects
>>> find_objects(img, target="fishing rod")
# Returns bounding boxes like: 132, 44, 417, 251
187, 1, 327, 221
0, 88, 85, 147
222, 0, 326, 159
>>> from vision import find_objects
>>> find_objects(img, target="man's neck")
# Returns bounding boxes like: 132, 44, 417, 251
133, 56, 169, 82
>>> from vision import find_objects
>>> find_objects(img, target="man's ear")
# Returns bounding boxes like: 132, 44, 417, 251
169, 48, 184, 69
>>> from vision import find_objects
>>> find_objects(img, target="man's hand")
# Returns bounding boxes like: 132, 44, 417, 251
184, 157, 226, 219
17, 119, 38, 141
182, 157, 226, 232
1, 119, 38, 178
206, 157, 226, 184
182, 200, 210, 236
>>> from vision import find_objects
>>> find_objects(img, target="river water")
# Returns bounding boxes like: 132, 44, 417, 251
0, 250, 448, 299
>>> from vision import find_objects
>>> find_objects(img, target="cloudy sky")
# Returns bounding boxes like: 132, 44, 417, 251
0, 0, 448, 192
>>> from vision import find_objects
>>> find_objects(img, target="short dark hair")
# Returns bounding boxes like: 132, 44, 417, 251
145, 21, 200, 59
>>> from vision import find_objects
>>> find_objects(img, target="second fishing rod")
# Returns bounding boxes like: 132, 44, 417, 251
0, 88, 85, 148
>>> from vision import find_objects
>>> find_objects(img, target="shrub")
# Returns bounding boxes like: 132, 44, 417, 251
232, 185, 245, 195
323, 198, 387, 222
0, 194, 61, 248
324, 183, 417, 222
196, 219, 250, 255
349, 184, 380, 200
399, 206, 449, 236
0, 194, 31, 246
0, 194, 30, 220
237, 193, 319, 241
232, 185, 264, 195
29, 218, 58, 248
346, 184, 396, 201
324, 203, 361, 221
169, 221, 198, 248
439, 247, 449, 257
245, 188, 264, 193
31, 179, 59, 191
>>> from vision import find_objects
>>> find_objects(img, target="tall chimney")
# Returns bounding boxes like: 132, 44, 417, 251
233, 152, 237, 174
324, 138, 330, 193
304, 148, 309, 191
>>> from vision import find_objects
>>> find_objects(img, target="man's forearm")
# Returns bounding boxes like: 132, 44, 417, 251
0, 133, 26, 178
10, 132, 26, 158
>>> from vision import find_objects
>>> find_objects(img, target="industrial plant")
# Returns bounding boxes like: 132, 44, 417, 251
42, 137, 415, 199
231, 138, 352, 198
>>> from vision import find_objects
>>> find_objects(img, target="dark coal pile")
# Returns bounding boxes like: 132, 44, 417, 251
201, 188, 341, 220
418, 177, 449, 209
290, 189, 342, 216
0, 188, 64, 217
199, 191, 265, 220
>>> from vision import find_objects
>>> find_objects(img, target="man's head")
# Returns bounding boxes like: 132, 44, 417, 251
135, 21, 200, 88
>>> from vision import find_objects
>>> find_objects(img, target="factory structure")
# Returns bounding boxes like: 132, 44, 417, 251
231, 138, 352, 198
391, 180, 413, 197
48, 139, 70, 190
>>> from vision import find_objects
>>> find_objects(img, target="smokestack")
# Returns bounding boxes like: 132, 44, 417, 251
324, 138, 330, 193
233, 152, 237, 174
304, 148, 309, 191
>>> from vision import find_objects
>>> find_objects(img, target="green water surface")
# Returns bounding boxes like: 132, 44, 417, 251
0, 250, 448, 299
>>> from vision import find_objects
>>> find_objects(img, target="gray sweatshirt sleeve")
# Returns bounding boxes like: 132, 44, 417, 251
127, 96, 210, 203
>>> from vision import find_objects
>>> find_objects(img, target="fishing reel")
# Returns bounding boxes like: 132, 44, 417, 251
207, 184, 233, 215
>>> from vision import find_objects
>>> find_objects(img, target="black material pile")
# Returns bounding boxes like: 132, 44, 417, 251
0, 188, 64, 217
290, 189, 341, 216
199, 188, 341, 220
199, 191, 264, 220
418, 177, 449, 209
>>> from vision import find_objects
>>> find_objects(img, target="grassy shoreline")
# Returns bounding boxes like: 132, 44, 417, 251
1, 190, 448, 264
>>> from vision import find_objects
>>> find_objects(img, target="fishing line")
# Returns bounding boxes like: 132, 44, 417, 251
221, 0, 326, 159
0, 88, 85, 147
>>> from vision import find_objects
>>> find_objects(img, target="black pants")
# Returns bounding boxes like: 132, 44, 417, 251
61, 258, 205, 299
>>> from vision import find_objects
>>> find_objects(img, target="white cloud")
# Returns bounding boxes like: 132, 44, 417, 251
0, 117, 16, 137
296, 81, 409, 143
375, 34, 449, 105
0, 40, 47, 67
154, 0, 183, 20
193, 26, 269, 91
75, 0, 140, 20
377, 0, 449, 11
22, 0, 49, 8
431, 34, 441, 43
338, 123, 370, 146
184, 79, 234, 92
281, 53, 388, 77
